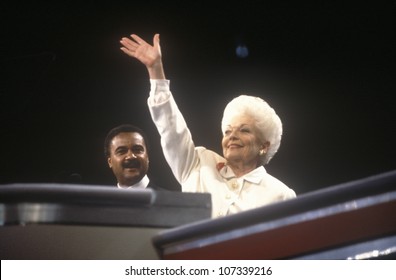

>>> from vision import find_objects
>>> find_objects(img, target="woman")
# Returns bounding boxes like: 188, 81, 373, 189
120, 34, 296, 218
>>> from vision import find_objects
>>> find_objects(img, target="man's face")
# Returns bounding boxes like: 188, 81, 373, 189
107, 132, 149, 187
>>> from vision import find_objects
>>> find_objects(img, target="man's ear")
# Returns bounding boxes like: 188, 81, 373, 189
107, 157, 112, 168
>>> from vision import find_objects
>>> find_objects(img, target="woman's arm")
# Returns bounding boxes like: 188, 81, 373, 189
120, 34, 198, 184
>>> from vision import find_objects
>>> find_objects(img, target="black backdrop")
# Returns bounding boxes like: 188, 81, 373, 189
1, 1, 395, 193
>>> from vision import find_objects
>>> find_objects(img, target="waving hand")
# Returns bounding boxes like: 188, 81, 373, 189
120, 34, 165, 79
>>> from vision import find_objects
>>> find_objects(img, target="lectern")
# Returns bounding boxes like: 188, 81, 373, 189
153, 170, 396, 259
0, 184, 211, 259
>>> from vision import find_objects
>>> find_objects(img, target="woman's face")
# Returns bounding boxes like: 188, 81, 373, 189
222, 114, 265, 167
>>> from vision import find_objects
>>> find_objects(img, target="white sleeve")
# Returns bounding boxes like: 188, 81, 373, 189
147, 79, 198, 183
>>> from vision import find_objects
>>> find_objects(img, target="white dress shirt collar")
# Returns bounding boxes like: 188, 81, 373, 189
117, 175, 150, 189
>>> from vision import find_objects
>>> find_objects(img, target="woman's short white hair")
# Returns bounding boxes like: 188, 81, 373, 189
221, 95, 283, 165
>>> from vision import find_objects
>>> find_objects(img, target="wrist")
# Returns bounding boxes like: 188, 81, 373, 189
147, 61, 165, 79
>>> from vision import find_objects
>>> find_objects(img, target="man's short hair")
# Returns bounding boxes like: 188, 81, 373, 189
104, 124, 150, 158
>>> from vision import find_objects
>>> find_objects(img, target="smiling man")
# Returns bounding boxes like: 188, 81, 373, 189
104, 124, 165, 190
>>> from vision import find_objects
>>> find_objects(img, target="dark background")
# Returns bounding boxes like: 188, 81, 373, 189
1, 1, 395, 194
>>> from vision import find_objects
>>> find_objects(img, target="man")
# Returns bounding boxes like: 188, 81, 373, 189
104, 124, 165, 190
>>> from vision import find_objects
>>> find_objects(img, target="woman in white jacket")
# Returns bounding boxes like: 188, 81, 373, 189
120, 34, 296, 218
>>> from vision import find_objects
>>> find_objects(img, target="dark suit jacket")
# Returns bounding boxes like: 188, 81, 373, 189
147, 181, 169, 191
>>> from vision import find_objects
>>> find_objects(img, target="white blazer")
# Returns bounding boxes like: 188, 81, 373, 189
147, 79, 296, 218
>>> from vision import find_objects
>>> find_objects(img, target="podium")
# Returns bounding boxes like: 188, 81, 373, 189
152, 170, 396, 259
0, 184, 211, 259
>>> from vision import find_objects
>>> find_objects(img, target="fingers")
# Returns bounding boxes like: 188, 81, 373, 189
120, 37, 138, 49
119, 33, 161, 59
119, 36, 141, 58
153, 33, 160, 49
130, 34, 146, 45
120, 47, 135, 57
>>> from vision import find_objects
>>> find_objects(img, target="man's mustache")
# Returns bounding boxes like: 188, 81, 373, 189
123, 159, 141, 168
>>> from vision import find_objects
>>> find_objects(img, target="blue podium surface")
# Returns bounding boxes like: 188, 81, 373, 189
152, 170, 396, 259
0, 184, 211, 259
